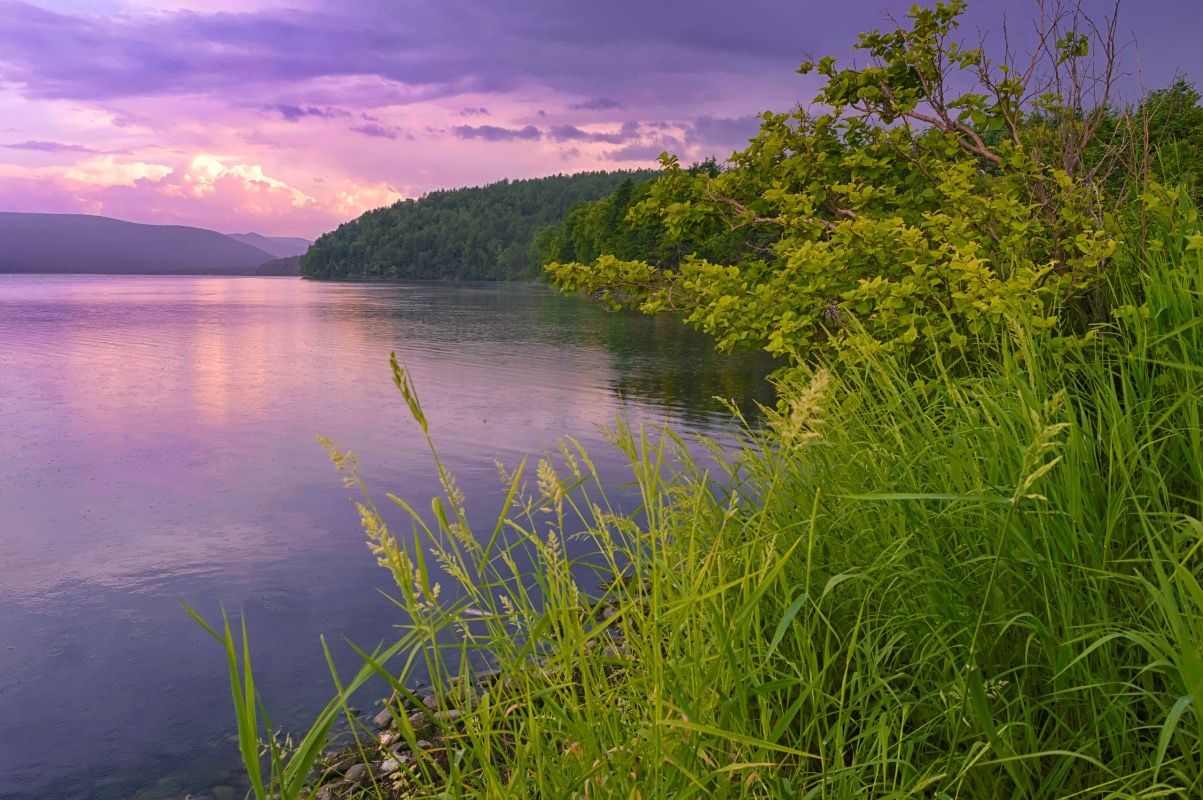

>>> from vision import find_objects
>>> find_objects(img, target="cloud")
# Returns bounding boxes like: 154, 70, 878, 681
603, 141, 681, 163
0, 152, 386, 236
274, 105, 347, 121
452, 124, 541, 142
3, 140, 100, 153
457, 106, 489, 116
687, 114, 763, 148
547, 121, 640, 144
64, 155, 172, 186
350, 123, 404, 140
568, 97, 622, 111
0, 0, 813, 107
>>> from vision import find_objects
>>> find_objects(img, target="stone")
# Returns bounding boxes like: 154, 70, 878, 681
420, 692, 438, 710
415, 739, 434, 750
379, 757, 401, 774
379, 731, 399, 747
372, 707, 393, 729
332, 755, 359, 774
473, 667, 504, 684
314, 787, 335, 800
344, 763, 370, 785
433, 709, 461, 724
408, 709, 434, 734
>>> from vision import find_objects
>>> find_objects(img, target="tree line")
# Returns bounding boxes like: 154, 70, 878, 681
300, 171, 656, 281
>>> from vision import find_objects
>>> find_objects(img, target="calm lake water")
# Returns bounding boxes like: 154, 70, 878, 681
0, 275, 775, 800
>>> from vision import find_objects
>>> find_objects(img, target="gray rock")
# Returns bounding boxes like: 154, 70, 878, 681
314, 786, 335, 800
344, 763, 370, 785
434, 709, 461, 724
408, 709, 434, 734
420, 692, 438, 710
372, 707, 393, 729
415, 739, 434, 750
473, 667, 504, 684
326, 755, 358, 775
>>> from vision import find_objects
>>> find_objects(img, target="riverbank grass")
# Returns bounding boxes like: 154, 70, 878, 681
202, 209, 1202, 798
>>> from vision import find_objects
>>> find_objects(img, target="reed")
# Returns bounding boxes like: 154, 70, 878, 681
200, 199, 1203, 798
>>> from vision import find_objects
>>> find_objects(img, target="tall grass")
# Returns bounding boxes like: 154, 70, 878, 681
202, 200, 1202, 798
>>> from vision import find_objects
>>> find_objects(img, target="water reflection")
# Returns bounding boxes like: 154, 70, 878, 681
0, 275, 773, 800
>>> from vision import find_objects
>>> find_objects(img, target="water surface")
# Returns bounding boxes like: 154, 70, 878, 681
0, 275, 774, 799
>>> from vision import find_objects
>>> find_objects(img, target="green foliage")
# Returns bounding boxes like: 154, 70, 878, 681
221, 200, 1202, 798
534, 158, 744, 270
301, 171, 656, 281
547, 1, 1122, 364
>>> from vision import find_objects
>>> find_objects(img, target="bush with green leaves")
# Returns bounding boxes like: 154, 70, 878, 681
547, 0, 1125, 365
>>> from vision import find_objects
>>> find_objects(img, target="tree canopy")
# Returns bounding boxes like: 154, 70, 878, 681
301, 171, 656, 281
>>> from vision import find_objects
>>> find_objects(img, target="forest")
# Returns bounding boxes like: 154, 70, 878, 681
300, 171, 656, 281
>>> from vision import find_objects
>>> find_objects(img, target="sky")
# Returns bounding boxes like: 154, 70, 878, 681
0, 0, 1199, 238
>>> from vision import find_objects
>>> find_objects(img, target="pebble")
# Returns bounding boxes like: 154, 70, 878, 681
372, 708, 393, 729
434, 709, 461, 724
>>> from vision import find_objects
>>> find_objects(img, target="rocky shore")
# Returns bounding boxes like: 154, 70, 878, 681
308, 668, 504, 800
152, 592, 633, 800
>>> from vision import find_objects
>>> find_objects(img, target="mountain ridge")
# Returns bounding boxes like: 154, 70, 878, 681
0, 213, 288, 275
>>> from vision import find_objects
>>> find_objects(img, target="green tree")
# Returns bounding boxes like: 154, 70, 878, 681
547, 0, 1124, 365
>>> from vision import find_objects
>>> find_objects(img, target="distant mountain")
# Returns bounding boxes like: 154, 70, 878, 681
227, 232, 311, 259
0, 213, 276, 275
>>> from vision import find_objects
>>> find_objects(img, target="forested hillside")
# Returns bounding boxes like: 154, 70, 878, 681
301, 171, 656, 281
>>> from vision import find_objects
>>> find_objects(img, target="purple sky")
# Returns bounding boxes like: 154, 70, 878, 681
1, 0, 1198, 237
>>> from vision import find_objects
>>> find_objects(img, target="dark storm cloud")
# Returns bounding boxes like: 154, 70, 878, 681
0, 1, 1196, 112
3, 140, 100, 153
452, 124, 542, 142
0, 0, 825, 105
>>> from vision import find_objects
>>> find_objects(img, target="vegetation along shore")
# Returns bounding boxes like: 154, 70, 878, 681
195, 1, 1203, 797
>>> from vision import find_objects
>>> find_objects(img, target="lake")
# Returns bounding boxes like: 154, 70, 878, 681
0, 275, 775, 800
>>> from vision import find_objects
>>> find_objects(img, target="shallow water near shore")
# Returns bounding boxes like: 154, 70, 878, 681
0, 275, 775, 800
